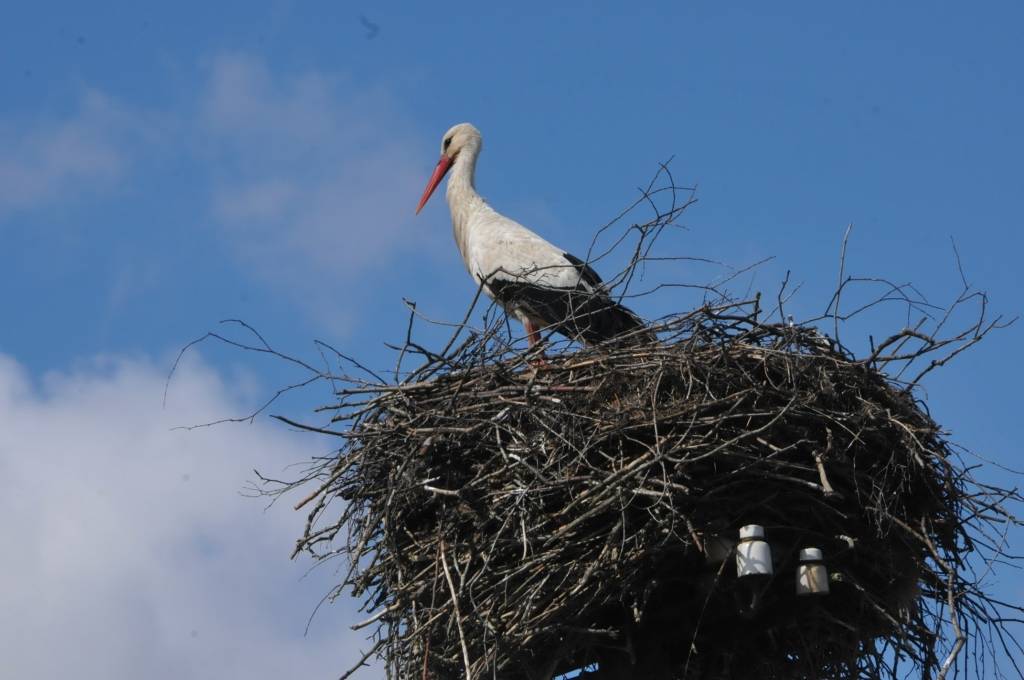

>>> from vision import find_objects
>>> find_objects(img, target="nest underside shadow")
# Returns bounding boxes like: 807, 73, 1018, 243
285, 302, 1019, 680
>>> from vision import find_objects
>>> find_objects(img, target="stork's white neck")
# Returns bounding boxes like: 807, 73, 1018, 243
445, 141, 486, 264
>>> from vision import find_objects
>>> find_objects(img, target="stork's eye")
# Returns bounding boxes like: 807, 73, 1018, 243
443, 137, 452, 150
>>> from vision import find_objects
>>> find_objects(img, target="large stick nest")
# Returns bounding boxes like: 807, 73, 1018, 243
291, 306, 1016, 680
219, 167, 1021, 679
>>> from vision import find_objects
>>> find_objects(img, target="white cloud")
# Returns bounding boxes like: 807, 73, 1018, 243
0, 91, 147, 217
199, 54, 438, 304
0, 352, 377, 679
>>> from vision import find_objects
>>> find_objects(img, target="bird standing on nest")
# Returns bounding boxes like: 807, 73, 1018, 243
415, 123, 651, 349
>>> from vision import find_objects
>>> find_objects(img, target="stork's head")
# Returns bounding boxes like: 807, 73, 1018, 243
416, 123, 482, 214
438, 122, 481, 159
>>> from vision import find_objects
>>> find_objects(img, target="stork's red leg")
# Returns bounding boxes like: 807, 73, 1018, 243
523, 319, 542, 349
523, 319, 550, 365
523, 319, 548, 369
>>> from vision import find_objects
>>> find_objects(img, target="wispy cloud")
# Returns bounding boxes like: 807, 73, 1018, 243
0, 91, 152, 218
0, 353, 370, 679
199, 54, 437, 318
1, 54, 442, 332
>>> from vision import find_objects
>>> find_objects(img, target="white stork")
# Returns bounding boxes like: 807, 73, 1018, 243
415, 123, 650, 349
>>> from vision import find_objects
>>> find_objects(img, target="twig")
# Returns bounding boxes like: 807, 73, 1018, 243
441, 542, 473, 679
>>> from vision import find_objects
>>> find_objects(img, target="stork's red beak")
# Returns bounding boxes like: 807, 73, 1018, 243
415, 155, 453, 214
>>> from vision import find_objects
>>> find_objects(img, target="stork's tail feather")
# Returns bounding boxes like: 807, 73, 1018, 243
565, 296, 656, 346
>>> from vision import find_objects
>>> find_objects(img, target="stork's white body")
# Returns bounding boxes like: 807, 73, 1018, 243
417, 123, 647, 347
446, 154, 594, 321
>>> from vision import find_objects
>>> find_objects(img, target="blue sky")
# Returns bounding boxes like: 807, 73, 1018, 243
1, 2, 1021, 678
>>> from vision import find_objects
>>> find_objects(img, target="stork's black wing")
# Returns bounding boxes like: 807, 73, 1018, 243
561, 251, 604, 288
485, 254, 650, 344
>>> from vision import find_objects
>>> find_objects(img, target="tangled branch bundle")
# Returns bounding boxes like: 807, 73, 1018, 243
286, 299, 1018, 679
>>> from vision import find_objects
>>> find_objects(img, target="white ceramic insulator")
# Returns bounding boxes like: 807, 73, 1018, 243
796, 547, 830, 595
736, 525, 773, 576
